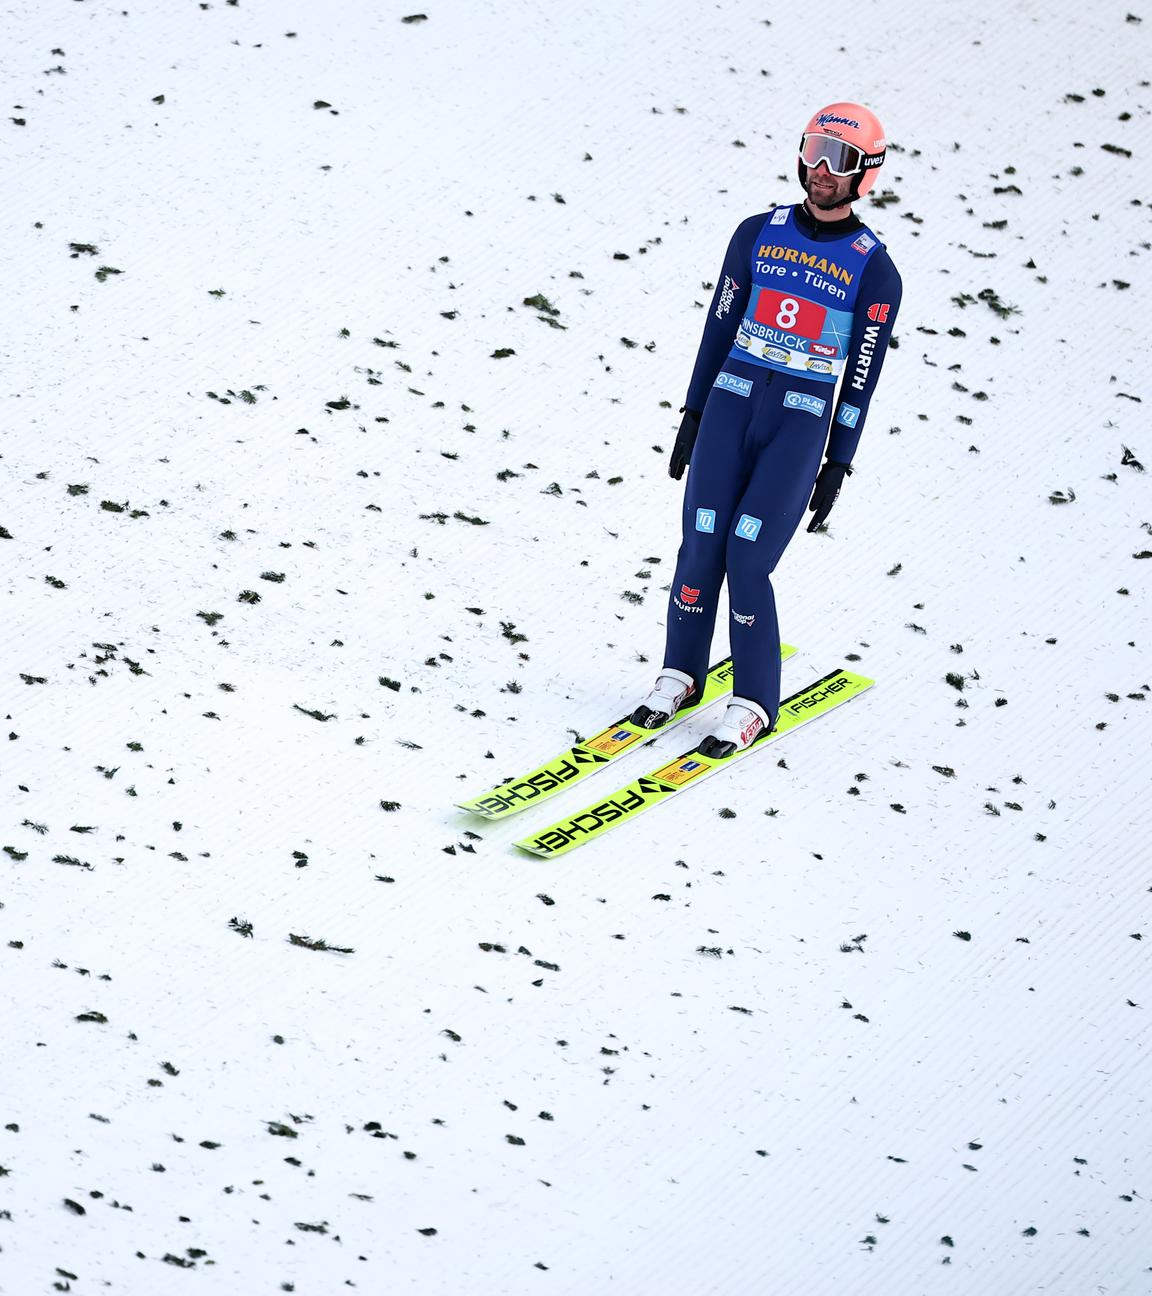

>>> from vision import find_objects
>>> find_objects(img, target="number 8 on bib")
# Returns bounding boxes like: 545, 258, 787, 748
754, 289, 826, 338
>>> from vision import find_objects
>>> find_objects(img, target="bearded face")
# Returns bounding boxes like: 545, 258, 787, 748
804, 162, 855, 211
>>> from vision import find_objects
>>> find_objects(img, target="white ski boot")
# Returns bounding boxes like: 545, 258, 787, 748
630, 668, 696, 729
698, 697, 772, 759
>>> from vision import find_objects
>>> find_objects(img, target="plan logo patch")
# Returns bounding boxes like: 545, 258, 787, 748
714, 371, 752, 398
783, 391, 827, 417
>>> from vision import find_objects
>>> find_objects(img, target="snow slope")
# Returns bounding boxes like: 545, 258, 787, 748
2, 1, 1149, 1293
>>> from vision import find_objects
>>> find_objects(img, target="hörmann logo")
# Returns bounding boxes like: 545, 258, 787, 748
525, 777, 674, 855
851, 324, 880, 392
757, 245, 853, 286
471, 748, 609, 817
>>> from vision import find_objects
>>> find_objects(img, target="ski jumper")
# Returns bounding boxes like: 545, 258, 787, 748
664, 201, 902, 725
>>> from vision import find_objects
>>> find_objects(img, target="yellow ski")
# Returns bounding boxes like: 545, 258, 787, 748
457, 645, 796, 821
514, 668, 874, 858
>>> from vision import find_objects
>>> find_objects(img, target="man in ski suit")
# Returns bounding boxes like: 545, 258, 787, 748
632, 101, 903, 757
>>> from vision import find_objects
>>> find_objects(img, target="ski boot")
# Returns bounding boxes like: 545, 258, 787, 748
698, 698, 772, 759
630, 668, 696, 729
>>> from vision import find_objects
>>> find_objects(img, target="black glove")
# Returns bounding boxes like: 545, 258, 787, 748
669, 408, 702, 480
806, 460, 852, 532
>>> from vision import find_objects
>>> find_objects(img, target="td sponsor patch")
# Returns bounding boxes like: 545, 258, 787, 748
783, 390, 827, 417
735, 514, 762, 542
695, 508, 716, 534
837, 403, 861, 428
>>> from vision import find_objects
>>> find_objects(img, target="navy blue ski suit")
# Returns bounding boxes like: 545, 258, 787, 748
664, 201, 902, 725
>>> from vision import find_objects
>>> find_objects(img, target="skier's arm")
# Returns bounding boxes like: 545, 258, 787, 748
826, 248, 903, 465
681, 214, 760, 413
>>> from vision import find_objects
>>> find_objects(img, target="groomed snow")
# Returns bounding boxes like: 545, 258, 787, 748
2, 1, 1149, 1293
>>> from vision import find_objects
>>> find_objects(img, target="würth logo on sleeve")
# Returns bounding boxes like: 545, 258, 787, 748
674, 584, 704, 614
867, 302, 890, 323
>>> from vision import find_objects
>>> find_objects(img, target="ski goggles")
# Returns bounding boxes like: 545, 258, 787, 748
798, 132, 866, 176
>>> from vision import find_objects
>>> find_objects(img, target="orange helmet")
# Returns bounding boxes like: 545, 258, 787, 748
797, 102, 887, 202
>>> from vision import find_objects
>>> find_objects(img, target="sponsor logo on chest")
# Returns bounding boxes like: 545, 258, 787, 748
756, 245, 854, 286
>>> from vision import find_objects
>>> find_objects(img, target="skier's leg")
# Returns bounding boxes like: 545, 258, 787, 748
660, 377, 755, 692
723, 395, 830, 728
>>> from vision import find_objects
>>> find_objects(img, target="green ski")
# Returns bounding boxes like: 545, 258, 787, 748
457, 644, 796, 822
514, 668, 874, 858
